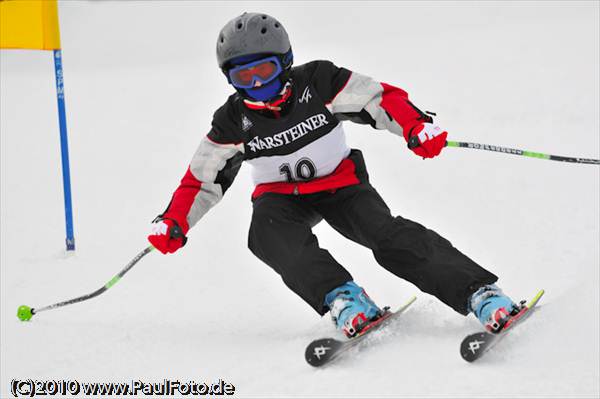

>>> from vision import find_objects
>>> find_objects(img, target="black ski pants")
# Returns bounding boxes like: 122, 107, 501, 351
248, 181, 497, 316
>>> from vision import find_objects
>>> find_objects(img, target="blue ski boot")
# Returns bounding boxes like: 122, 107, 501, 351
469, 284, 519, 333
324, 281, 383, 338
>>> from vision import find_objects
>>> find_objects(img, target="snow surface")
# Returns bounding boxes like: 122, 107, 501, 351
1, 1, 599, 398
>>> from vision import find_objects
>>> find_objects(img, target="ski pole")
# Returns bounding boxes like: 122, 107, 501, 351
17, 245, 155, 321
445, 140, 600, 165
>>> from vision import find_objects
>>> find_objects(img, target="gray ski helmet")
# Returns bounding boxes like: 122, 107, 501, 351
216, 12, 291, 68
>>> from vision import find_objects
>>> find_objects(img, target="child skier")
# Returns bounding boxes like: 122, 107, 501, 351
148, 13, 518, 337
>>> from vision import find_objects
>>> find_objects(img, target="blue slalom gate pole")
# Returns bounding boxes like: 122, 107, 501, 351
52, 49, 75, 251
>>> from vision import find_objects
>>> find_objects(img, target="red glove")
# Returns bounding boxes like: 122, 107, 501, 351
405, 122, 448, 159
147, 218, 187, 254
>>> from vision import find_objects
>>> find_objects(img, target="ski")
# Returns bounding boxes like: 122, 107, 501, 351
305, 295, 417, 367
460, 289, 545, 362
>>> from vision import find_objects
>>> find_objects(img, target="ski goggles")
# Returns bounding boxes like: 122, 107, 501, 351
228, 56, 283, 89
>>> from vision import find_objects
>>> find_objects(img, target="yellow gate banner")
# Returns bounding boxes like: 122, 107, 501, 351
0, 0, 61, 50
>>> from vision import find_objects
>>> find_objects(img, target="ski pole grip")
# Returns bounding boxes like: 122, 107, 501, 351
407, 136, 420, 149
169, 223, 188, 247
170, 225, 184, 239
157, 217, 186, 240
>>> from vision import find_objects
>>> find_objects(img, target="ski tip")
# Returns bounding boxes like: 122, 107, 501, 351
305, 338, 343, 368
460, 331, 495, 363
